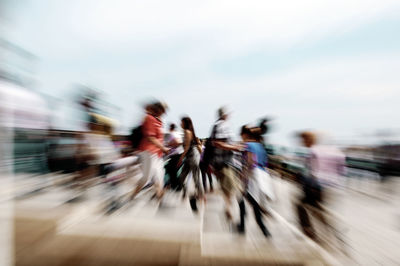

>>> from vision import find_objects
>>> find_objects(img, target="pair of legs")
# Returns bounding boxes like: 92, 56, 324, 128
164, 154, 181, 190
214, 166, 237, 220
297, 202, 329, 241
200, 160, 213, 192
297, 178, 328, 241
238, 192, 270, 237
130, 151, 164, 200
179, 160, 204, 211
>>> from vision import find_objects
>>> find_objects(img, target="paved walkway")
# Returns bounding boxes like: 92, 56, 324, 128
10, 173, 400, 265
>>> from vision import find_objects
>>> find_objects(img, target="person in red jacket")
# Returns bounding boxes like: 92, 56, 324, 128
130, 101, 169, 201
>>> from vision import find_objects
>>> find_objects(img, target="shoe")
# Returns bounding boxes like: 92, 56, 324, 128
224, 210, 233, 221
236, 224, 245, 234
262, 228, 271, 238
105, 200, 120, 215
190, 197, 198, 212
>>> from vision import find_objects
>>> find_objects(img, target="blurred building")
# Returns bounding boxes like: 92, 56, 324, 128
0, 38, 50, 174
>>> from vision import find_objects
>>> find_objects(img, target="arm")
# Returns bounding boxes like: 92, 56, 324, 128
142, 116, 169, 153
196, 139, 203, 154
212, 140, 243, 152
148, 136, 169, 153
239, 149, 254, 182
168, 138, 182, 148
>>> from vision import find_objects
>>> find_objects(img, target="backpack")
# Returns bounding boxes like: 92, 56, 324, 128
201, 124, 217, 164
204, 122, 233, 170
130, 125, 143, 150
202, 138, 214, 164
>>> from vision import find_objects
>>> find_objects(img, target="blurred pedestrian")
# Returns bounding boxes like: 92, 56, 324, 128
129, 101, 169, 201
77, 117, 119, 181
296, 131, 330, 241
210, 107, 242, 221
164, 123, 183, 190
177, 117, 204, 212
237, 125, 271, 237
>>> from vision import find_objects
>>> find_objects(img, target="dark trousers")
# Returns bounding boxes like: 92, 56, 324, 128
238, 192, 269, 235
178, 159, 203, 198
296, 176, 326, 239
200, 160, 213, 192
165, 154, 181, 189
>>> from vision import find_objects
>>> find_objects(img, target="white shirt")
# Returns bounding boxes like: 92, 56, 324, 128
214, 119, 232, 141
166, 131, 183, 156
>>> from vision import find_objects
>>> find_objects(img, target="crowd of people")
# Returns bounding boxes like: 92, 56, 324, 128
74, 99, 345, 242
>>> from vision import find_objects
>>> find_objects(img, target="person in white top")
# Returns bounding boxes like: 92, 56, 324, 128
164, 123, 183, 190
210, 107, 243, 220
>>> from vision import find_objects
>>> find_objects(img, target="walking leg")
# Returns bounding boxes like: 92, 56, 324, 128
248, 193, 270, 237
237, 197, 246, 233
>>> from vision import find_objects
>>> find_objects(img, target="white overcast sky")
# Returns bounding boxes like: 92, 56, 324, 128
3, 0, 400, 145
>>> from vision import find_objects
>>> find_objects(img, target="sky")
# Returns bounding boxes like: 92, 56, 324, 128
3, 0, 400, 145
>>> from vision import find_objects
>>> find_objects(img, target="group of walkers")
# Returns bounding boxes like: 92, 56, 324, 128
76, 98, 345, 243
125, 101, 273, 237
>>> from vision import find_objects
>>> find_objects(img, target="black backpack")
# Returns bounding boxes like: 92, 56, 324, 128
130, 125, 143, 150
202, 138, 214, 163
202, 123, 220, 165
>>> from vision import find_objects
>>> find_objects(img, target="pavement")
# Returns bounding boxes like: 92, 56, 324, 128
8, 171, 400, 266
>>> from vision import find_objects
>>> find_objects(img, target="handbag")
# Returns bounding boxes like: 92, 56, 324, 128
253, 167, 275, 201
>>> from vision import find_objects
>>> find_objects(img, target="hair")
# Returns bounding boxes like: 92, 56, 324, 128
169, 123, 176, 131
250, 127, 263, 142
151, 101, 168, 116
217, 107, 227, 119
240, 125, 252, 137
144, 103, 153, 114
259, 118, 269, 135
298, 131, 316, 146
241, 124, 263, 142
181, 116, 198, 143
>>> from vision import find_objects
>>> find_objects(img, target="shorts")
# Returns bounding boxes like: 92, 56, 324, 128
215, 166, 240, 195
138, 151, 165, 188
